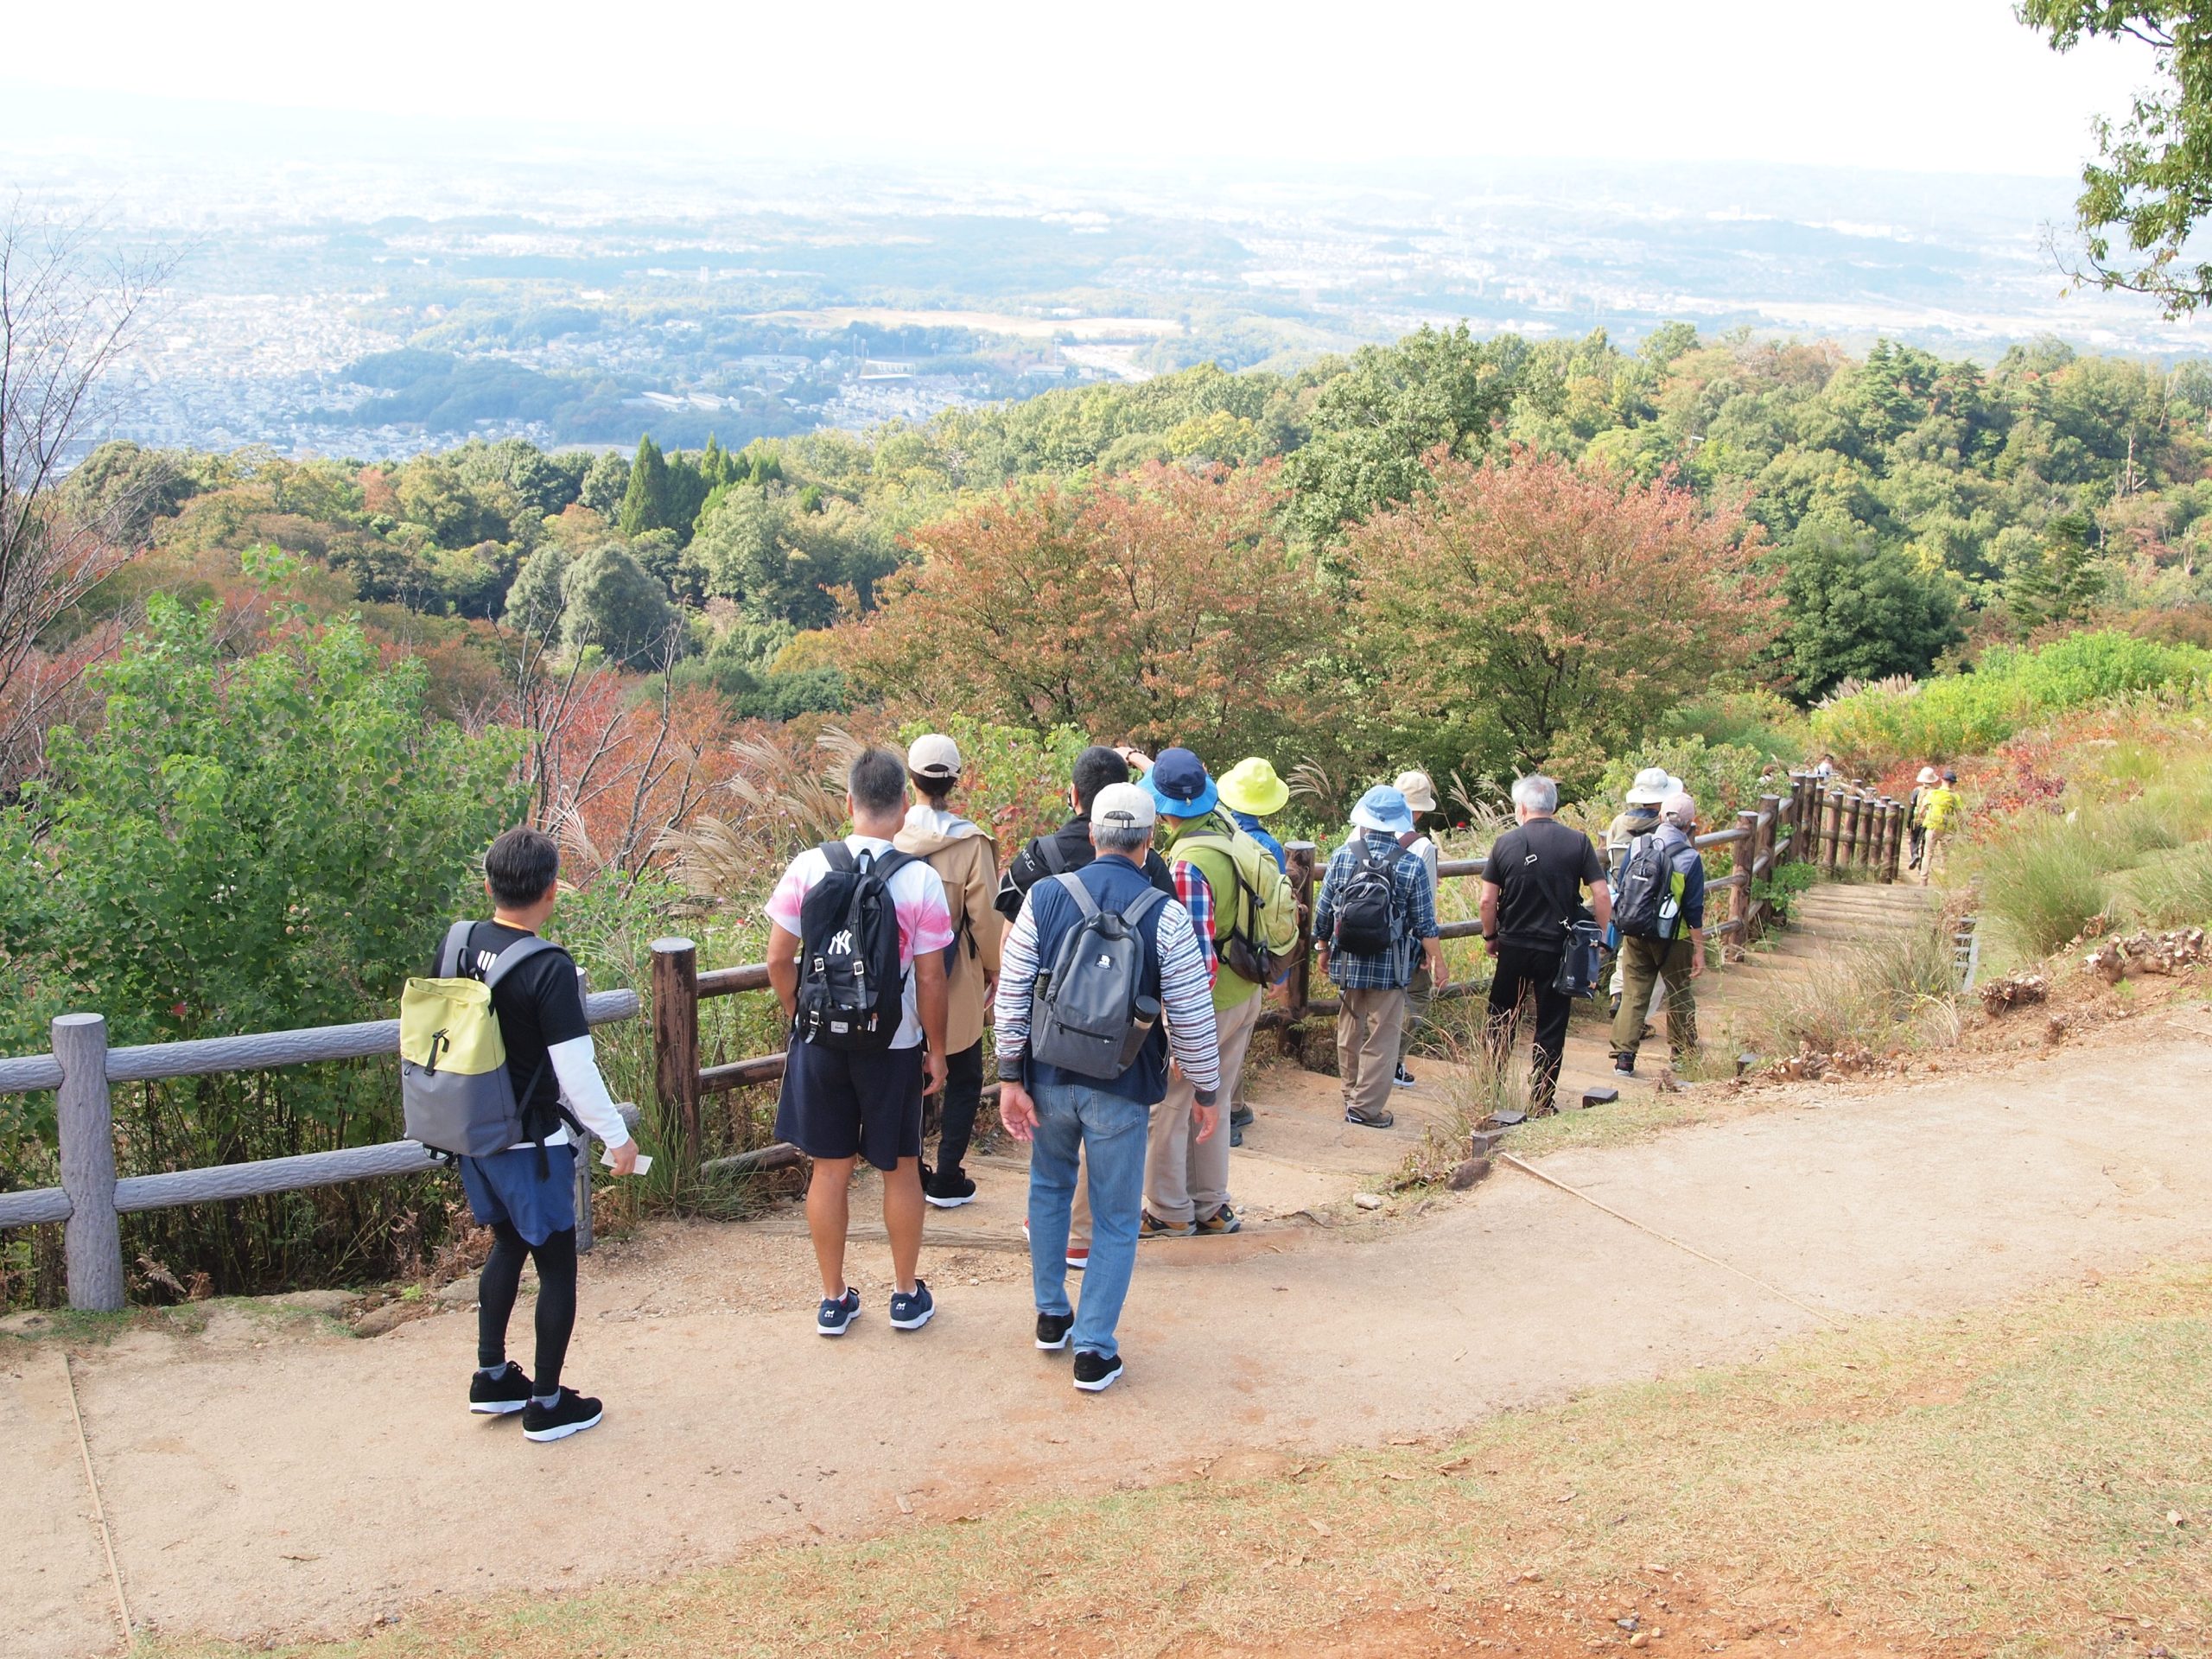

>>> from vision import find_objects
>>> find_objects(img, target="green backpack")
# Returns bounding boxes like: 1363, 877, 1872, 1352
1174, 819, 1300, 983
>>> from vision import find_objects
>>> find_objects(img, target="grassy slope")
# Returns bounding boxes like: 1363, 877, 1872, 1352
150, 1263, 2212, 1659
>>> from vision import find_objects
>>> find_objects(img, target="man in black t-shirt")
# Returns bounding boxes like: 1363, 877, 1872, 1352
995, 745, 1175, 923
1479, 775, 1612, 1113
446, 828, 637, 1444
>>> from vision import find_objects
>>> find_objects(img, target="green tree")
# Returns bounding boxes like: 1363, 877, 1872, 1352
0, 594, 526, 1050
2022, 2, 2212, 313
579, 450, 631, 518
561, 543, 680, 669
617, 436, 671, 537
1281, 323, 1522, 546
2005, 511, 2106, 629
1771, 516, 1962, 699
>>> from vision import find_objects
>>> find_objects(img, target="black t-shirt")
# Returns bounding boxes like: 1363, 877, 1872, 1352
437, 921, 588, 1122
995, 814, 1175, 920
1485, 818, 1606, 953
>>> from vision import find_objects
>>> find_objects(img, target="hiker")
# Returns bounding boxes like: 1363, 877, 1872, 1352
995, 782, 1223, 1393
995, 744, 1176, 1271
894, 733, 1003, 1211
1610, 790, 1706, 1077
1217, 755, 1291, 1142
1906, 766, 1939, 872
1141, 748, 1299, 1235
1916, 769, 1962, 883
1603, 767, 1676, 1021
997, 745, 1175, 923
766, 747, 954, 1338
1314, 785, 1444, 1130
432, 827, 638, 1443
1479, 775, 1612, 1114
1812, 753, 1836, 781
1219, 757, 1291, 874
1391, 769, 1442, 1090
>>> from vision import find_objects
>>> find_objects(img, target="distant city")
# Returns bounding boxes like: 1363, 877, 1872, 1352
9, 94, 2209, 462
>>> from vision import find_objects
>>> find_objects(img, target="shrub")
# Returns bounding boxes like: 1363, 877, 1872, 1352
1974, 817, 2113, 959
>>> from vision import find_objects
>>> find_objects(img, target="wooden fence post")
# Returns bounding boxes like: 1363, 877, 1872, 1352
54, 1014, 124, 1313
1821, 788, 1845, 875
1886, 800, 1907, 882
1755, 792, 1783, 936
1284, 842, 1316, 1041
1872, 798, 1894, 876
1728, 809, 1756, 962
1847, 790, 1869, 868
652, 938, 700, 1174
1789, 774, 1816, 863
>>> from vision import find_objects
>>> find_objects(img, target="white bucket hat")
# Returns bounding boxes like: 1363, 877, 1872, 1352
1625, 766, 1681, 806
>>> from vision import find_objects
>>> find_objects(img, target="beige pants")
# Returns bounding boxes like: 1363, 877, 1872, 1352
1338, 987, 1407, 1122
1145, 988, 1262, 1225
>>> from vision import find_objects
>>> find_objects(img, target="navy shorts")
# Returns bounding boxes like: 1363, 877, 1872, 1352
775, 1041, 925, 1172
459, 1143, 577, 1246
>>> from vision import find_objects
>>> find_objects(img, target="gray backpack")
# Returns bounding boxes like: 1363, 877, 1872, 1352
1029, 875, 1166, 1080
398, 922, 563, 1159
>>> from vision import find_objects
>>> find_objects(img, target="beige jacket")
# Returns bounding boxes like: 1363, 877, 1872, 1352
893, 805, 1003, 1052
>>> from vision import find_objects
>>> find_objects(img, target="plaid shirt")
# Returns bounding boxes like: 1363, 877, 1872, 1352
1172, 860, 1217, 984
1314, 832, 1439, 991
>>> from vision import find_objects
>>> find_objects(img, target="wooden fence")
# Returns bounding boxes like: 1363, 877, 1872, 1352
649, 771, 1912, 1174
0, 989, 640, 1312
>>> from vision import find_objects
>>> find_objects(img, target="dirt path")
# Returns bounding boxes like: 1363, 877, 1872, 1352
11, 1014, 2212, 1656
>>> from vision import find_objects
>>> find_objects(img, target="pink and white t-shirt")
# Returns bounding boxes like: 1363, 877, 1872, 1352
766, 835, 955, 1048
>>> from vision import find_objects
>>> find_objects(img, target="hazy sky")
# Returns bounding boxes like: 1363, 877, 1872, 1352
4, 0, 2154, 179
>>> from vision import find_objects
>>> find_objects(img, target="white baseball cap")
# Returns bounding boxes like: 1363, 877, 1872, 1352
1090, 781, 1157, 830
906, 733, 962, 779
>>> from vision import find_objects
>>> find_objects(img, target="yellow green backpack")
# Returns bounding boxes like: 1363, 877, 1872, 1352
1173, 818, 1300, 982
399, 922, 558, 1159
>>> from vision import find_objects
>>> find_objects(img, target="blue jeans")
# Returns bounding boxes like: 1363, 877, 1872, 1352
1027, 1082, 1151, 1358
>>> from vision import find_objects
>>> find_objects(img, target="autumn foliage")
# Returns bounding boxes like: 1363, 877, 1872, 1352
836, 462, 1332, 760
1347, 449, 1780, 788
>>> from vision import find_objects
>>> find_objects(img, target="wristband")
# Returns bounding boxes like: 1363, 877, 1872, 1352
1194, 1089, 1219, 1109
996, 1058, 1026, 1084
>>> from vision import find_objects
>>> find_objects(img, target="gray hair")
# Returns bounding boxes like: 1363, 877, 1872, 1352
1660, 790, 1697, 829
1092, 819, 1153, 856
1510, 774, 1558, 815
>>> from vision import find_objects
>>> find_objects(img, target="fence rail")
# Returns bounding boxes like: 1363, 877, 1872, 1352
0, 989, 640, 1311
650, 770, 1912, 1173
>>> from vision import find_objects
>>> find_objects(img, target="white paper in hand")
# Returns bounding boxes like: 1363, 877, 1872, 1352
601, 1147, 652, 1176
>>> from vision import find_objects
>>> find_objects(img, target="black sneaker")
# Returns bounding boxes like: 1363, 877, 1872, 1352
468, 1360, 532, 1416
925, 1169, 976, 1209
1229, 1102, 1255, 1129
1230, 1122, 1244, 1147
1613, 1056, 1637, 1077
889, 1280, 936, 1331
1345, 1104, 1395, 1128
1394, 1063, 1417, 1088
521, 1386, 603, 1443
817, 1286, 861, 1337
1072, 1350, 1124, 1393
1035, 1310, 1074, 1351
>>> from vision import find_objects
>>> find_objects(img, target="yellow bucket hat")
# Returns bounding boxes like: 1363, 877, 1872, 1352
1217, 756, 1290, 817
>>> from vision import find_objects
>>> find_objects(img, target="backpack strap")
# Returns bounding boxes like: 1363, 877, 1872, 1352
1054, 871, 1100, 918
437, 919, 477, 978
1035, 835, 1071, 877
822, 841, 857, 874
1118, 885, 1168, 927
483, 932, 563, 991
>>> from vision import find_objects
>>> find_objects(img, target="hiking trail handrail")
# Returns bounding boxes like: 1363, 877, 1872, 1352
649, 771, 1912, 1174
0, 989, 640, 1311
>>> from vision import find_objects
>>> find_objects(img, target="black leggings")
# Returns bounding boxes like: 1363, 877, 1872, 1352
478, 1222, 578, 1396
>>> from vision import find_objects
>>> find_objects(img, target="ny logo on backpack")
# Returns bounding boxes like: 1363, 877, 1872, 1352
795, 844, 914, 1049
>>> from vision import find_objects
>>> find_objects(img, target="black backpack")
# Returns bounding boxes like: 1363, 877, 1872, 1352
1612, 834, 1673, 939
1029, 875, 1166, 1079
995, 830, 1077, 922
1331, 837, 1403, 956
794, 843, 916, 1049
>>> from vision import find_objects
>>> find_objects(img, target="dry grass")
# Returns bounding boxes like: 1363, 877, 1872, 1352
1740, 918, 1961, 1061
149, 1263, 2212, 1659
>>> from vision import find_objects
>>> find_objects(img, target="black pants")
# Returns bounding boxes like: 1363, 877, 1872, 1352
932, 1039, 986, 1179
479, 1222, 578, 1395
1485, 944, 1571, 1109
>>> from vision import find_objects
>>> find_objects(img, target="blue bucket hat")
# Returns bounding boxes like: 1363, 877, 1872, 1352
1351, 784, 1414, 836
1140, 747, 1218, 819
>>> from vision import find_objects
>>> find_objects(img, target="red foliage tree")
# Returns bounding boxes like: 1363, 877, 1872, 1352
1346, 448, 1781, 790
837, 462, 1332, 764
